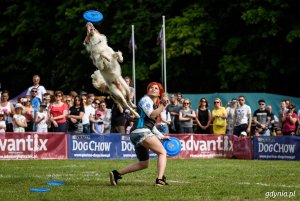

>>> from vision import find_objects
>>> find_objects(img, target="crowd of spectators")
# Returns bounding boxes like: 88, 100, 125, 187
0, 74, 299, 137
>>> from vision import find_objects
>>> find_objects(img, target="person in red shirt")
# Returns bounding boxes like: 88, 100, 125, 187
281, 103, 298, 136
49, 91, 68, 132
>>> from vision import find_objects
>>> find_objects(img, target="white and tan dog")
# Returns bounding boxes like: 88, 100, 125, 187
84, 22, 139, 118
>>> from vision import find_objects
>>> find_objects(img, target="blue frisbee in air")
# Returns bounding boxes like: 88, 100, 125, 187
47, 180, 65, 186
83, 10, 103, 22
29, 188, 50, 193
163, 137, 181, 157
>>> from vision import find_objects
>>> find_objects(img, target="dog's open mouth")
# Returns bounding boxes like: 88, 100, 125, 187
86, 22, 96, 33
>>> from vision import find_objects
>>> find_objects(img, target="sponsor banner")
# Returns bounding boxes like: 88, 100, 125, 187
169, 134, 252, 159
0, 132, 67, 160
68, 133, 156, 159
170, 134, 233, 159
253, 136, 300, 160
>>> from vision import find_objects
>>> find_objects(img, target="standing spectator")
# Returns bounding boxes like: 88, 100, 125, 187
92, 110, 104, 134
110, 102, 126, 133
69, 91, 78, 100
21, 97, 34, 132
0, 90, 15, 132
166, 93, 182, 133
68, 96, 85, 133
109, 82, 170, 186
124, 76, 135, 103
65, 95, 73, 109
157, 93, 171, 134
225, 98, 238, 135
0, 112, 6, 132
233, 96, 252, 137
177, 92, 184, 104
253, 100, 271, 136
42, 92, 52, 111
99, 101, 112, 133
81, 93, 95, 133
12, 103, 27, 132
282, 103, 298, 136
212, 98, 227, 135
26, 75, 47, 101
80, 92, 88, 106
93, 99, 101, 112
35, 103, 49, 133
195, 98, 211, 134
29, 87, 42, 131
49, 91, 68, 132
179, 99, 196, 134
266, 105, 279, 136
278, 100, 288, 135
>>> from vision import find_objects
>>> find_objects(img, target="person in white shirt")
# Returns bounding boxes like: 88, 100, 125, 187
81, 94, 95, 133
12, 103, 27, 132
35, 103, 49, 133
26, 75, 47, 101
233, 96, 252, 137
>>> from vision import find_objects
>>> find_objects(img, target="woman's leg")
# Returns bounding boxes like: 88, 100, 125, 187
142, 136, 167, 179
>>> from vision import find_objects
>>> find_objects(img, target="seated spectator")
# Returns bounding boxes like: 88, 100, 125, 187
0, 112, 6, 132
212, 98, 227, 134
68, 96, 85, 133
12, 103, 27, 132
195, 98, 211, 134
35, 103, 49, 133
92, 110, 104, 134
281, 103, 298, 136
179, 99, 196, 133
253, 100, 271, 136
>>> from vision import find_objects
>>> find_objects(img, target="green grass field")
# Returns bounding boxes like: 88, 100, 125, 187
0, 159, 299, 201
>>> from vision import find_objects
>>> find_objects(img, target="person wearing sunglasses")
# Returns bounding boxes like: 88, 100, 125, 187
179, 99, 196, 133
233, 96, 252, 137
49, 91, 68, 132
212, 98, 227, 134
195, 98, 211, 134
253, 99, 271, 136
29, 87, 42, 131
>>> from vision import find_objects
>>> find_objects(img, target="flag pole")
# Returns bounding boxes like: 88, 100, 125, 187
160, 25, 164, 85
131, 25, 136, 105
162, 16, 167, 91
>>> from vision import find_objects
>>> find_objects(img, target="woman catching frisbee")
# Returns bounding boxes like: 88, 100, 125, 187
109, 82, 170, 186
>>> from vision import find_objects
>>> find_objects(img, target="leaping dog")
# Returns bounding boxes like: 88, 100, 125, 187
84, 22, 139, 118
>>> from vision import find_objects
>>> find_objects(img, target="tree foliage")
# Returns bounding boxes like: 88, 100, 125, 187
1, 0, 300, 97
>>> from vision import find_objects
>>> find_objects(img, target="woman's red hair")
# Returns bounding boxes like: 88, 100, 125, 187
147, 82, 165, 105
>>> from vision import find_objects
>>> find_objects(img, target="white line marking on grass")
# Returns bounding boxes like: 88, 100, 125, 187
239, 182, 300, 188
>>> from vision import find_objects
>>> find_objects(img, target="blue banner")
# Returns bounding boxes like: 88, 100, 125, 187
253, 136, 300, 160
68, 133, 156, 159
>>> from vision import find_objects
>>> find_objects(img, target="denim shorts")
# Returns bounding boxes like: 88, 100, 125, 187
130, 128, 154, 146
130, 128, 154, 161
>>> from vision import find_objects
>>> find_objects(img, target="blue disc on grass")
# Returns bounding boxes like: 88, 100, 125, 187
163, 137, 181, 157
83, 10, 103, 22
47, 181, 65, 186
29, 188, 50, 193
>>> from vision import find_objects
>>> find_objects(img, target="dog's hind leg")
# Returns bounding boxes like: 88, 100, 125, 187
119, 78, 136, 108
108, 85, 140, 118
